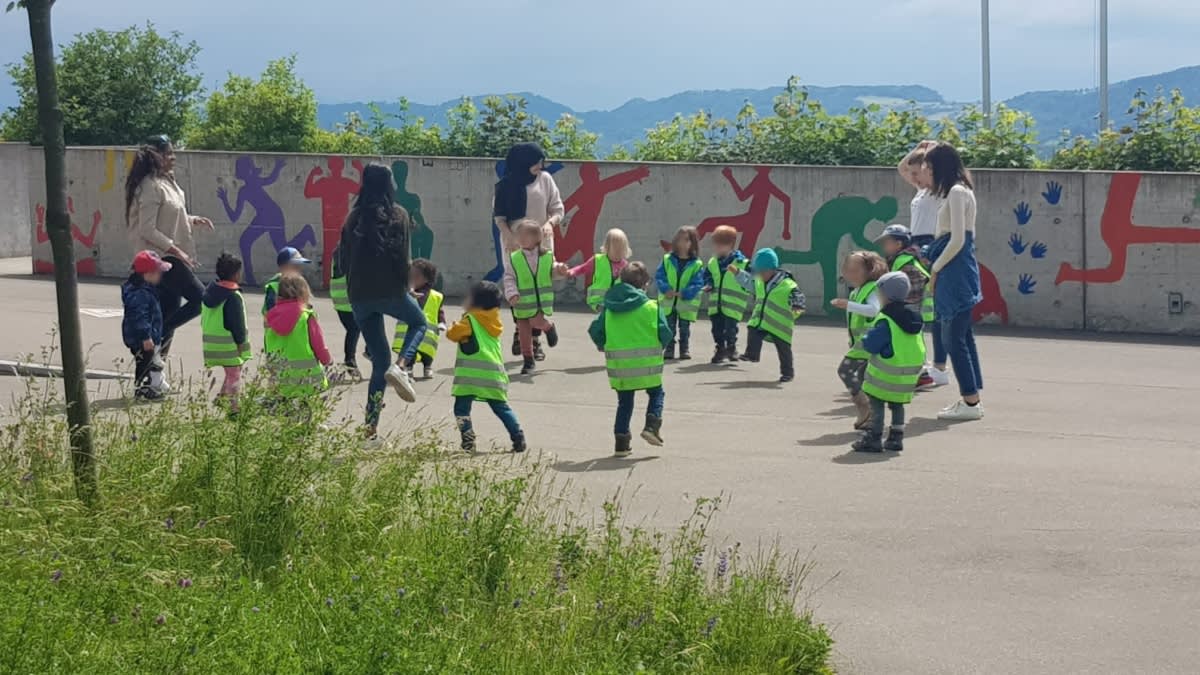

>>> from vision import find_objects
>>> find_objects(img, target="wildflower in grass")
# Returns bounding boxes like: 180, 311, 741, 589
595, 599, 604, 611
396, 588, 406, 599
155, 614, 166, 625
195, 519, 207, 529
693, 553, 704, 570
164, 517, 174, 530
717, 549, 729, 579
325, 597, 334, 608
351, 575, 360, 583
109, 615, 119, 624
251, 607, 260, 613
50, 569, 62, 583
20, 472, 33, 484
512, 598, 522, 609
703, 616, 719, 637
178, 578, 192, 588
132, 605, 142, 619
630, 611, 650, 629
441, 605, 448, 615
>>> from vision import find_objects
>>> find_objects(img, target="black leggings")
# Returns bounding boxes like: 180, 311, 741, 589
336, 309, 361, 366
158, 256, 204, 338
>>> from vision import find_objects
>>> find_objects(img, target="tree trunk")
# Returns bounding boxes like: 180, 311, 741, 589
25, 0, 97, 504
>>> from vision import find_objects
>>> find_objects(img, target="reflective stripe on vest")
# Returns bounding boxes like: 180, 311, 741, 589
845, 280, 878, 360
451, 314, 509, 402
662, 254, 703, 321
586, 253, 615, 311
892, 253, 935, 323
264, 306, 328, 397
861, 314, 927, 404
200, 293, 252, 367
603, 300, 664, 391
705, 257, 750, 320
510, 250, 555, 319
393, 289, 442, 358
261, 274, 281, 315
748, 276, 798, 344
329, 274, 351, 312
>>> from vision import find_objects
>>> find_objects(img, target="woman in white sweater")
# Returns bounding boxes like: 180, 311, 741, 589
124, 136, 214, 354
923, 143, 985, 421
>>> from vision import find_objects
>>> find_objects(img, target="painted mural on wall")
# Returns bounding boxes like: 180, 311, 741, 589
392, 160, 433, 262
304, 156, 363, 286
33, 199, 102, 276
696, 167, 792, 253
557, 163, 651, 264
483, 160, 566, 283
219, 156, 317, 286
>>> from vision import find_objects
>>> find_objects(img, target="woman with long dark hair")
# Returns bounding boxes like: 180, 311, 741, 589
493, 142, 564, 357
339, 163, 426, 438
923, 142, 984, 421
125, 135, 214, 354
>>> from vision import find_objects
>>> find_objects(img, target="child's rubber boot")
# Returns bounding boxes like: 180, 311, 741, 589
678, 342, 691, 361
459, 425, 477, 454
710, 346, 727, 364
545, 325, 559, 348
663, 344, 676, 360
520, 356, 536, 375
511, 432, 527, 453
884, 429, 904, 452
614, 433, 633, 457
640, 415, 664, 447
852, 431, 883, 453
511, 332, 521, 357
421, 362, 432, 380
852, 392, 873, 430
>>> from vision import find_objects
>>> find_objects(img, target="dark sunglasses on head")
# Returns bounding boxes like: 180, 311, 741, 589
146, 134, 171, 152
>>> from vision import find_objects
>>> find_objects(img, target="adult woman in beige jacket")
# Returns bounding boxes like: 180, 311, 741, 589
125, 136, 214, 354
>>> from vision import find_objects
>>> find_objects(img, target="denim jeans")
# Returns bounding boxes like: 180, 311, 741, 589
868, 395, 906, 436
454, 395, 522, 439
710, 315, 739, 349
930, 322, 947, 365
666, 313, 692, 350
939, 310, 983, 397
615, 387, 665, 435
353, 294, 427, 426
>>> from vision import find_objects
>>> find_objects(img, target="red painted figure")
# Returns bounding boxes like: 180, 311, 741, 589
34, 198, 101, 275
973, 263, 1009, 325
304, 156, 365, 285
1057, 172, 1200, 285
693, 166, 792, 252
556, 163, 650, 264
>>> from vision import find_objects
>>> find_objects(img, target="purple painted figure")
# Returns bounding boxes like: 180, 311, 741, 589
218, 156, 317, 285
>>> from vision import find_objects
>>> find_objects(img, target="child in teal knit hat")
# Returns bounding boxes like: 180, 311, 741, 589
739, 248, 806, 382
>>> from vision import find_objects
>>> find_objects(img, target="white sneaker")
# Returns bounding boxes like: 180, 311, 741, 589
385, 364, 417, 403
937, 400, 984, 421
928, 367, 951, 387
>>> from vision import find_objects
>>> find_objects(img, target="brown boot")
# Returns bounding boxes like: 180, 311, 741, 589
852, 392, 873, 430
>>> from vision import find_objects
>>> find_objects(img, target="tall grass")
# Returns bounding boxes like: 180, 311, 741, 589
0, 375, 832, 674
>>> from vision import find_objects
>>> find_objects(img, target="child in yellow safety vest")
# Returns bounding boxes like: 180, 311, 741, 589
503, 219, 560, 375
200, 253, 252, 412
738, 248, 806, 382
588, 262, 674, 458
263, 246, 311, 316
830, 251, 888, 430
393, 258, 446, 380
556, 228, 631, 312
264, 274, 333, 398
655, 226, 704, 361
701, 225, 753, 364
852, 272, 927, 453
874, 223, 946, 391
448, 281, 525, 454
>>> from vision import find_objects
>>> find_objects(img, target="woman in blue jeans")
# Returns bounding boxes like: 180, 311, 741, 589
338, 164, 428, 438
924, 143, 985, 421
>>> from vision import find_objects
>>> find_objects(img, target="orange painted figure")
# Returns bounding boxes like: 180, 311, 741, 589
556, 163, 650, 264
304, 157, 365, 286
1057, 172, 1200, 285
694, 166, 792, 253
973, 263, 1008, 324
34, 198, 101, 275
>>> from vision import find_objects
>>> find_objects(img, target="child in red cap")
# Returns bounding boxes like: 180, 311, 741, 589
122, 250, 172, 399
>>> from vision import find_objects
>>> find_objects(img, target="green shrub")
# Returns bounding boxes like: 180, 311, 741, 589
0, 377, 833, 674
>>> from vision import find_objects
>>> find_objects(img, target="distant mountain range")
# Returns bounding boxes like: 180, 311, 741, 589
317, 66, 1200, 153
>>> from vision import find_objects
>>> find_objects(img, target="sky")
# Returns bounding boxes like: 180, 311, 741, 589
1, 0, 1198, 111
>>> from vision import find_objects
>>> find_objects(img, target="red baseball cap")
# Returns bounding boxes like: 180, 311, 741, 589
132, 250, 172, 275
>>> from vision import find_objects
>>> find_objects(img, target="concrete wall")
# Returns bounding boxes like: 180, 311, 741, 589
6, 145, 1200, 334
0, 143, 32, 258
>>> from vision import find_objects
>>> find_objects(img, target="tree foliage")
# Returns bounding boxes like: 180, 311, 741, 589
1049, 89, 1200, 173
0, 23, 202, 145
187, 56, 317, 152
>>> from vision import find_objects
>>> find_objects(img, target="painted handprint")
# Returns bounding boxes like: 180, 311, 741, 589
1030, 241, 1048, 259
1041, 181, 1063, 205
1008, 232, 1028, 255
1013, 202, 1032, 225
1018, 273, 1037, 295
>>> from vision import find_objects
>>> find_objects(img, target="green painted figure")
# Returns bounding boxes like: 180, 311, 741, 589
775, 195, 898, 314
391, 160, 434, 261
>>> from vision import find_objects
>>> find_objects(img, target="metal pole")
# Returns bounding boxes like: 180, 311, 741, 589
981, 0, 992, 127
1099, 0, 1109, 130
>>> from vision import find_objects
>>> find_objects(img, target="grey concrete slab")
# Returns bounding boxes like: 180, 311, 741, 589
1, 272, 1198, 674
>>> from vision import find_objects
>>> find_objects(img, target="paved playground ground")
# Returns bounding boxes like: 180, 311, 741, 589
2, 259, 1198, 674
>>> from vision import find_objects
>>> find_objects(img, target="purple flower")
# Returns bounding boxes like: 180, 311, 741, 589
553, 563, 563, 583
692, 553, 704, 570
178, 578, 192, 588
325, 597, 334, 608
717, 550, 729, 579
163, 517, 174, 530
396, 588, 406, 599
50, 569, 62, 583
595, 599, 604, 611
108, 614, 119, 624
703, 616, 719, 637
195, 519, 207, 529
155, 614, 166, 626
20, 472, 33, 484
512, 599, 522, 609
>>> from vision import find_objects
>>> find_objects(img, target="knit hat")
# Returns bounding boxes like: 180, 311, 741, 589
876, 271, 911, 302
752, 247, 779, 271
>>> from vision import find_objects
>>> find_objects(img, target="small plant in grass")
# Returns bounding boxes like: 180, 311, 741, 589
0, 376, 833, 673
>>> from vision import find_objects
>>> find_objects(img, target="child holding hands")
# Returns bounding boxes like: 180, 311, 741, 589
655, 226, 704, 360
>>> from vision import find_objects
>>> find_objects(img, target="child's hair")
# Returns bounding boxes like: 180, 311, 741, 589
513, 218, 547, 253
672, 226, 700, 259
468, 281, 502, 310
711, 225, 739, 247
411, 258, 437, 286
844, 250, 888, 282
619, 261, 651, 288
277, 273, 311, 302
215, 252, 242, 282
601, 228, 631, 260
905, 151, 926, 167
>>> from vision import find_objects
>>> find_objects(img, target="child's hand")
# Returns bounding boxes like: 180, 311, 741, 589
703, 285, 713, 293
728, 264, 741, 274
508, 295, 521, 307
552, 262, 569, 276
142, 338, 155, 353
665, 290, 678, 299
436, 323, 446, 334
831, 298, 848, 310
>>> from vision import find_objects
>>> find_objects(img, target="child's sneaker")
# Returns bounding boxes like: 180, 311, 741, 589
663, 344, 676, 360
511, 433, 527, 453
779, 373, 794, 383
545, 326, 559, 348
520, 357, 535, 375
614, 433, 633, 457
421, 362, 431, 380
460, 429, 477, 454
884, 429, 904, 452
135, 385, 164, 401
640, 415, 663, 447
385, 364, 417, 402
710, 347, 727, 364
533, 340, 546, 362
738, 353, 758, 363
511, 333, 521, 357
678, 346, 692, 361
915, 372, 936, 391
937, 400, 984, 421
852, 431, 883, 453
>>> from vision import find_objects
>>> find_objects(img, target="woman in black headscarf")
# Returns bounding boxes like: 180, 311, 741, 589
493, 142, 564, 357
